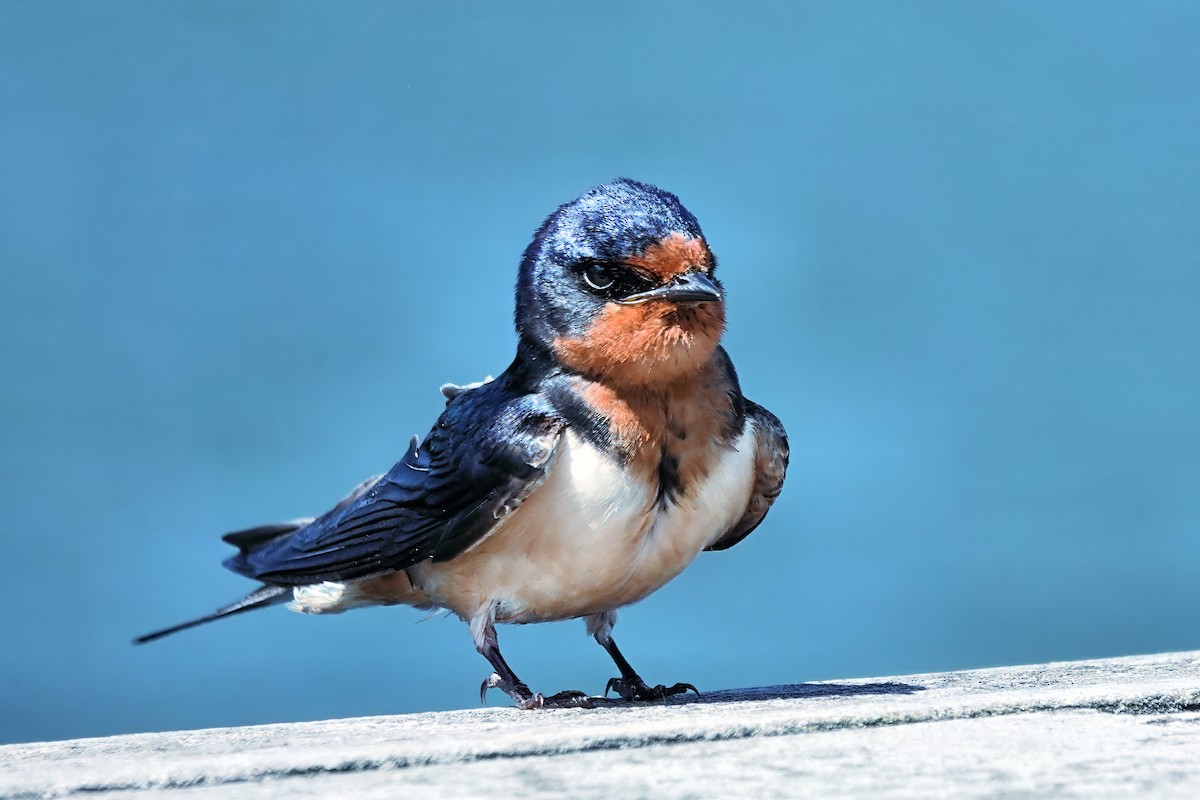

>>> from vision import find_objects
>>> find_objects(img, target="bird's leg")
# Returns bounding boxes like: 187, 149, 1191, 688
598, 636, 700, 702
472, 610, 594, 709
587, 612, 700, 702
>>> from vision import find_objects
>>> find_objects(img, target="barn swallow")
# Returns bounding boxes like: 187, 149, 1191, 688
136, 179, 789, 709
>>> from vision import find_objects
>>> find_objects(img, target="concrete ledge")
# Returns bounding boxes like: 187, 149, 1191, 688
5, 651, 1200, 798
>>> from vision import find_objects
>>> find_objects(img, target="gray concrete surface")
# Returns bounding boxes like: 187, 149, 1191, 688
4, 651, 1199, 798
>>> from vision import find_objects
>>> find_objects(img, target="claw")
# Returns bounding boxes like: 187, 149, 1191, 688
603, 676, 701, 702
480, 672, 504, 705
480, 672, 539, 708
514, 692, 545, 710
542, 690, 596, 709
480, 673, 599, 710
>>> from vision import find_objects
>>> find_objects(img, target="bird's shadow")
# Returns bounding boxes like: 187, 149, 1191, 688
695, 681, 926, 705
583, 681, 926, 709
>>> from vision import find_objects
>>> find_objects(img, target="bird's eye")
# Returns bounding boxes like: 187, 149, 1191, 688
582, 264, 615, 292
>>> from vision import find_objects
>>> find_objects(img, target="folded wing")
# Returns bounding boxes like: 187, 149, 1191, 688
706, 400, 789, 551
224, 385, 564, 585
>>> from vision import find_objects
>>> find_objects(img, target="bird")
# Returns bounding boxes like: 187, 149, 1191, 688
136, 178, 789, 709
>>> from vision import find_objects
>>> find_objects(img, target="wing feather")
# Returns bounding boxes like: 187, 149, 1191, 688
223, 382, 564, 585
706, 400, 789, 551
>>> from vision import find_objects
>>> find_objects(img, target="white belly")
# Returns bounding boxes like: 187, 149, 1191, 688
410, 424, 758, 623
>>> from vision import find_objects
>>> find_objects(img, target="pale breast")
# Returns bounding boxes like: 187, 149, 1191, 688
411, 423, 758, 624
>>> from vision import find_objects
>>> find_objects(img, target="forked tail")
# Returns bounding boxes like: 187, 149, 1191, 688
133, 584, 290, 644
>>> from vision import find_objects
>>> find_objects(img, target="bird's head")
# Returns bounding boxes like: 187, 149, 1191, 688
516, 179, 726, 388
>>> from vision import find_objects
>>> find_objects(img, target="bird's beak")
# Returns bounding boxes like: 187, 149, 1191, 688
616, 271, 723, 305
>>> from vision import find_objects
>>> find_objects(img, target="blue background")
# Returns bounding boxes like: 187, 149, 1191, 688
2, 1, 1198, 745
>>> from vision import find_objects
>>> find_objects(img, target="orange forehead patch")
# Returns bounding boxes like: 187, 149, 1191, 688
625, 233, 711, 281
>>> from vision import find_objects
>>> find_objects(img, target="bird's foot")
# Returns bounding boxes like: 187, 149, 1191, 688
604, 676, 700, 702
480, 673, 597, 709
